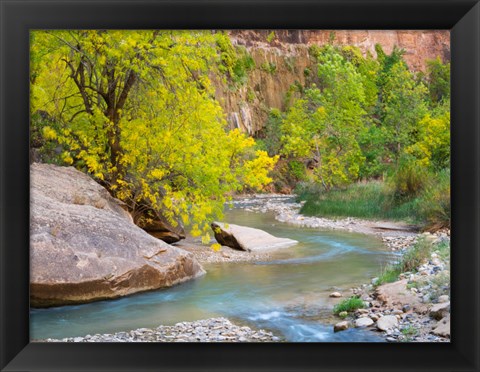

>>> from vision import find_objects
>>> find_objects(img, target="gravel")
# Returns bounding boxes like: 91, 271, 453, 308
39, 317, 280, 343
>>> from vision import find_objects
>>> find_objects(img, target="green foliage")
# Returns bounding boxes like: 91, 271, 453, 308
401, 325, 419, 337
257, 108, 283, 156
400, 236, 433, 272
381, 62, 429, 161
376, 237, 433, 286
425, 57, 450, 105
266, 31, 276, 43
388, 156, 431, 200
280, 45, 370, 190
246, 88, 256, 103
299, 181, 413, 221
405, 110, 450, 170
260, 62, 277, 74
288, 160, 306, 181
216, 34, 255, 87
376, 265, 402, 285
31, 30, 277, 239
333, 296, 365, 314
417, 169, 450, 230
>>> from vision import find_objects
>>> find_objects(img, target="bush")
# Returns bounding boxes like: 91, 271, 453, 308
376, 265, 402, 285
417, 169, 450, 230
376, 236, 434, 286
260, 62, 277, 74
288, 160, 306, 181
333, 296, 365, 314
400, 236, 433, 272
388, 157, 430, 200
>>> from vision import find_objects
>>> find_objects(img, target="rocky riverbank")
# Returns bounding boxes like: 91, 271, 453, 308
232, 194, 451, 342
330, 231, 451, 342
40, 317, 279, 343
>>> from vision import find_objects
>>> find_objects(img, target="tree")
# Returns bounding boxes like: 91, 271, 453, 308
425, 57, 450, 105
280, 46, 366, 190
405, 110, 450, 170
381, 61, 428, 161
31, 30, 277, 240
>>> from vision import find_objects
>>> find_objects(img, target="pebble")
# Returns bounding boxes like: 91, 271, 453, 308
42, 318, 278, 343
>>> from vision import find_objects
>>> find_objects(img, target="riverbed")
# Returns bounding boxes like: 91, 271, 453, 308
30, 198, 398, 342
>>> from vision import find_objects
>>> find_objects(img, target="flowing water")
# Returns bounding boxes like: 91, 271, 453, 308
30, 200, 398, 342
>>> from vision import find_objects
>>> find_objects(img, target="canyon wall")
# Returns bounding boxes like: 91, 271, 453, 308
215, 30, 450, 135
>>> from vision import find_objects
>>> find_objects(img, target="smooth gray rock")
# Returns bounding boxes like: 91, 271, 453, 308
211, 222, 298, 252
354, 317, 374, 327
376, 315, 399, 331
30, 163, 205, 307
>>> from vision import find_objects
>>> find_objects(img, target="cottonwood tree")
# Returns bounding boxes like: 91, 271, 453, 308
31, 30, 277, 240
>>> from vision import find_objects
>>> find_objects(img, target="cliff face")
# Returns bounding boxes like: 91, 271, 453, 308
215, 30, 450, 135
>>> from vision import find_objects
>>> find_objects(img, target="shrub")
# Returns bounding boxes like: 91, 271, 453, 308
260, 62, 277, 74
333, 296, 365, 314
417, 169, 450, 230
400, 236, 433, 272
388, 157, 430, 200
376, 265, 402, 285
288, 160, 306, 181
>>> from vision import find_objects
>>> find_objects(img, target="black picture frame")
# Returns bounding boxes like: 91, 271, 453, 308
1, 0, 479, 371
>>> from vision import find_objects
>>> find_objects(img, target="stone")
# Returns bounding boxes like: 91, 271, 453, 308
375, 280, 428, 314
355, 317, 374, 327
329, 292, 342, 298
30, 163, 206, 307
334, 321, 349, 332
429, 302, 450, 320
438, 295, 449, 303
432, 315, 450, 338
356, 308, 369, 314
211, 222, 298, 252
338, 311, 348, 318
376, 315, 399, 331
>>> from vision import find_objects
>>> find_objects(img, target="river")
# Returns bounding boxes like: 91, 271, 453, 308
30, 199, 397, 342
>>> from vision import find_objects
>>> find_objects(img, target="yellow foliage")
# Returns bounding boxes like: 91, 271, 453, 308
42, 126, 57, 140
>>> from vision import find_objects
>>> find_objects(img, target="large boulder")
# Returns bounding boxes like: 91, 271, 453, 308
211, 222, 298, 252
30, 163, 205, 307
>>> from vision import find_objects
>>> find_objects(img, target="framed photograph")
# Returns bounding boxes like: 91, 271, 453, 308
1, 0, 479, 371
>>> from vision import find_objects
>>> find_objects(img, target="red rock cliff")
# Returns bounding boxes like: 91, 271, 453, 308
214, 30, 450, 135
